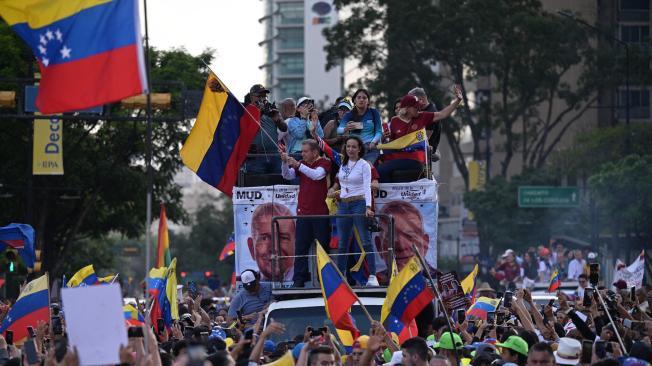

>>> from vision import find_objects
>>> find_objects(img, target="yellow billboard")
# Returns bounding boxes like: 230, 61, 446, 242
33, 116, 63, 175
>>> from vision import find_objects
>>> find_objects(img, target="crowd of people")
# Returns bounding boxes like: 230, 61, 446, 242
486, 243, 598, 293
2, 271, 649, 366
241, 83, 462, 184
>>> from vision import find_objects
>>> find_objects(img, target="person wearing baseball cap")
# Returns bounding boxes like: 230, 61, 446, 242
227, 269, 272, 323
434, 332, 463, 366
496, 335, 528, 366
287, 96, 324, 154
245, 83, 287, 176
376, 88, 462, 183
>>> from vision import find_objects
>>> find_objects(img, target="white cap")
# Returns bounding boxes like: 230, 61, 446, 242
554, 337, 581, 365
502, 249, 515, 258
241, 270, 257, 289
297, 97, 314, 107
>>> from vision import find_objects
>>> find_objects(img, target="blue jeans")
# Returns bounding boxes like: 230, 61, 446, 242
336, 199, 376, 276
377, 159, 424, 182
363, 145, 379, 165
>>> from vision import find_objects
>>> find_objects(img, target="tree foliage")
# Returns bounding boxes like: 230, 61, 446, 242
588, 154, 652, 244
326, 0, 621, 186
0, 18, 214, 277
464, 169, 588, 254
170, 194, 234, 282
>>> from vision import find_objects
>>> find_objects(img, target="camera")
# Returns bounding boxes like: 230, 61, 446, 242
260, 100, 279, 117
366, 217, 381, 232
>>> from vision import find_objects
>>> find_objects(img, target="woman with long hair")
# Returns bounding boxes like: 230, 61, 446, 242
328, 135, 378, 286
336, 89, 382, 164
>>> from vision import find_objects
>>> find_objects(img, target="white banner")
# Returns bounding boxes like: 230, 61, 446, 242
613, 251, 646, 289
233, 180, 438, 285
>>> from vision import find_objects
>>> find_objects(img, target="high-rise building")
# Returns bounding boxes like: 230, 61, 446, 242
259, 0, 343, 107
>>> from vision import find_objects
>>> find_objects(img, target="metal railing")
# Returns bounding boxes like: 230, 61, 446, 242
270, 213, 395, 288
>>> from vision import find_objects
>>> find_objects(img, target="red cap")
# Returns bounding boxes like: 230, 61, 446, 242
399, 95, 420, 109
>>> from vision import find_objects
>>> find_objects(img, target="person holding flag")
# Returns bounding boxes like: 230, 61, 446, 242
377, 87, 463, 183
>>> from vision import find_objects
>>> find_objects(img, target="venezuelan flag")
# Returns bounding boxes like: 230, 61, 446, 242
316, 243, 360, 343
461, 264, 478, 303
547, 269, 561, 293
123, 304, 144, 327
148, 257, 178, 332
466, 297, 500, 320
98, 274, 116, 284
156, 203, 171, 268
67, 264, 99, 287
0, 0, 147, 114
377, 128, 427, 152
0, 223, 36, 268
381, 258, 434, 342
219, 233, 235, 261
316, 135, 342, 167
0, 274, 49, 344
181, 74, 261, 197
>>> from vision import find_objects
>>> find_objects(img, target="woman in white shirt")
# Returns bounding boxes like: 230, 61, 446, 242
329, 135, 378, 286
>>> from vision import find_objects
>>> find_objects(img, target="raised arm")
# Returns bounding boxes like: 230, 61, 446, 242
433, 85, 463, 122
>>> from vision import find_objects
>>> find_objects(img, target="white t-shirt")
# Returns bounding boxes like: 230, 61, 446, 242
337, 159, 372, 207
567, 259, 586, 280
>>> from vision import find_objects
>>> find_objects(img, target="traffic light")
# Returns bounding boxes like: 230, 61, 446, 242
5, 250, 16, 273
180, 271, 187, 278
204, 271, 212, 278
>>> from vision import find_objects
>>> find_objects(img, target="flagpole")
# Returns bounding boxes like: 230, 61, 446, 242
199, 59, 280, 150
143, 0, 153, 355
411, 244, 460, 366
316, 240, 399, 351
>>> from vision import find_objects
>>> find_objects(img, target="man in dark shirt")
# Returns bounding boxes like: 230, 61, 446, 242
408, 87, 440, 152
246, 84, 287, 175
280, 139, 332, 287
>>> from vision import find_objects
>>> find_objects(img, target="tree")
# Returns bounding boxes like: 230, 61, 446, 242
170, 194, 234, 283
0, 18, 214, 277
464, 169, 588, 254
588, 154, 652, 248
325, 0, 618, 186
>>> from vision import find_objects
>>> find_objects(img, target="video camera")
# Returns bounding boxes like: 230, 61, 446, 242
260, 100, 279, 118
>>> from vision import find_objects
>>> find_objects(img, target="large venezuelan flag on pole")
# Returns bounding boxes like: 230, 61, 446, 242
0, 0, 148, 114
381, 257, 434, 343
315, 243, 360, 345
181, 73, 261, 197
0, 274, 49, 344
156, 203, 171, 268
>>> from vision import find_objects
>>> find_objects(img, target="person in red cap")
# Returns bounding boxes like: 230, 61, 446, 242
377, 87, 463, 182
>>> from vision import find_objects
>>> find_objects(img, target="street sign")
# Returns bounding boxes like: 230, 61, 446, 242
518, 186, 580, 208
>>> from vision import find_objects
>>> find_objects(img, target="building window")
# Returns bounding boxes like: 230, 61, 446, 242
619, 89, 650, 119
620, 24, 650, 44
620, 0, 650, 10
279, 2, 304, 25
279, 53, 303, 75
278, 79, 304, 99
278, 28, 303, 50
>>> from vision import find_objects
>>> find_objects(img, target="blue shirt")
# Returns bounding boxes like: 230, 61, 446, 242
287, 116, 324, 153
227, 282, 273, 318
336, 108, 382, 144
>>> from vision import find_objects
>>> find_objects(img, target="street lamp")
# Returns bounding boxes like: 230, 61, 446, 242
557, 10, 630, 130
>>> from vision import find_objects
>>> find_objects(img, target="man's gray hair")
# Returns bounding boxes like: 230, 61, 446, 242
408, 87, 427, 98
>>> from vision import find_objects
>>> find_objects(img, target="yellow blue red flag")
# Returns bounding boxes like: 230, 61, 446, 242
0, 0, 147, 114
148, 257, 178, 332
67, 264, 99, 287
381, 257, 434, 339
315, 242, 360, 345
180, 73, 261, 197
377, 128, 427, 152
547, 269, 561, 293
0, 274, 49, 344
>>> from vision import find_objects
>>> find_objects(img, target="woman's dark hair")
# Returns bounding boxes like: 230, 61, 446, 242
350, 89, 370, 122
392, 97, 402, 116
341, 135, 365, 165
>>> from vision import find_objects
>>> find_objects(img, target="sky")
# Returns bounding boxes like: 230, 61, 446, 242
141, 0, 264, 98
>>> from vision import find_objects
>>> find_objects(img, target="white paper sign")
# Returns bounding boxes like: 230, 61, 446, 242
62, 284, 127, 365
